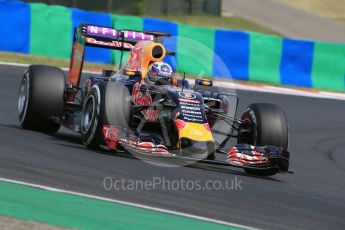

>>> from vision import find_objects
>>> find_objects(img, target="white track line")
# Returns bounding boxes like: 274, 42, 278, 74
213, 81, 345, 101
2, 61, 345, 101
0, 177, 257, 230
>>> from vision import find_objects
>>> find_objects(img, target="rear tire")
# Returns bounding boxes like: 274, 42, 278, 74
80, 81, 131, 149
18, 65, 65, 133
238, 103, 289, 175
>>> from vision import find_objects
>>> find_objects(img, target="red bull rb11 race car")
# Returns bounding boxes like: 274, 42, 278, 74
17, 24, 291, 176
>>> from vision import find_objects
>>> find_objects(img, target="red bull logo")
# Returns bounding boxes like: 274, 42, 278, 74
132, 83, 158, 121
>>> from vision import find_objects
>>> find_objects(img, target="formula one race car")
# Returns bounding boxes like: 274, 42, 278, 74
17, 24, 290, 176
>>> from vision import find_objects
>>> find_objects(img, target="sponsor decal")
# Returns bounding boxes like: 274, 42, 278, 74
178, 95, 204, 123
179, 92, 197, 100
181, 106, 200, 111
132, 83, 158, 122
178, 98, 200, 104
103, 125, 119, 141
123, 30, 154, 41
103, 125, 120, 149
179, 102, 199, 107
125, 44, 143, 71
203, 97, 221, 102
87, 26, 154, 41
181, 110, 202, 115
88, 26, 119, 37
176, 121, 214, 142
183, 114, 202, 118
184, 117, 204, 123
86, 37, 133, 49
190, 130, 204, 137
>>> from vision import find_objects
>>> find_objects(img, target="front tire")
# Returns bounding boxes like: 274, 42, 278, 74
238, 103, 289, 175
18, 65, 65, 133
80, 81, 131, 149
239, 103, 288, 150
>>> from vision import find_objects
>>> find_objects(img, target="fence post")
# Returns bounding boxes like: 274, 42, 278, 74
162, 0, 168, 15
188, 0, 193, 15
107, 0, 112, 13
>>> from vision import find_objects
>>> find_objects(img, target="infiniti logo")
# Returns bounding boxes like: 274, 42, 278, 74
179, 92, 197, 100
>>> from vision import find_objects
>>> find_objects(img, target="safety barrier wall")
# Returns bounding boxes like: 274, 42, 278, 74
0, 1, 344, 91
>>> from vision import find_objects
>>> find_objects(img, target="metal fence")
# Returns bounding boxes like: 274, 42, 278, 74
23, 0, 221, 15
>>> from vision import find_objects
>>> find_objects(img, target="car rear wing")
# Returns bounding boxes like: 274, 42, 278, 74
66, 24, 171, 101
84, 24, 171, 51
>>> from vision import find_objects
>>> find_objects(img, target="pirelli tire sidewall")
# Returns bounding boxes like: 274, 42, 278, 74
80, 81, 131, 149
80, 82, 106, 149
18, 65, 65, 133
239, 103, 289, 175
239, 103, 288, 150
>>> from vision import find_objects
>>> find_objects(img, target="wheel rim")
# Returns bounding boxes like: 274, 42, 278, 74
18, 76, 28, 120
81, 95, 96, 133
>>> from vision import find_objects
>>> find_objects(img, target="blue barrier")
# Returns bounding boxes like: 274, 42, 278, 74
71, 8, 112, 64
143, 18, 178, 70
213, 30, 249, 80
0, 1, 344, 91
0, 1, 30, 53
280, 38, 314, 87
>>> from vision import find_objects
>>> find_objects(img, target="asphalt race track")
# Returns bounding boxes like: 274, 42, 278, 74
0, 64, 344, 229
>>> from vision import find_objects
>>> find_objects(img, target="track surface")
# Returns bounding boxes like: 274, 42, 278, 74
0, 64, 344, 229
222, 0, 345, 43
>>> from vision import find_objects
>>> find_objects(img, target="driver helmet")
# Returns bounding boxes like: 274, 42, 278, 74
146, 62, 173, 85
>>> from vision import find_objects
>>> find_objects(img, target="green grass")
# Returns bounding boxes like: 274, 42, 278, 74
145, 15, 281, 36
0, 52, 114, 71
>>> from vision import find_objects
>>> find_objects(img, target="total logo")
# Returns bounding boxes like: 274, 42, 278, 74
103, 125, 119, 141
190, 130, 204, 137
178, 91, 197, 100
